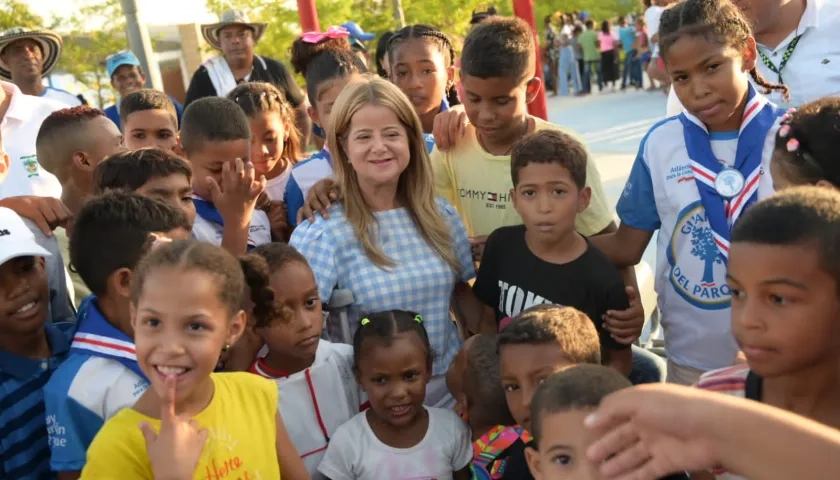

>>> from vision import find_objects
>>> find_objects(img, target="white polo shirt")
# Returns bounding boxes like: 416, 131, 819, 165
40, 86, 84, 107
0, 81, 64, 199
666, 0, 840, 115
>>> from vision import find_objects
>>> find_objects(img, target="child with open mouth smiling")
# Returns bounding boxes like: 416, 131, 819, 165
79, 240, 309, 480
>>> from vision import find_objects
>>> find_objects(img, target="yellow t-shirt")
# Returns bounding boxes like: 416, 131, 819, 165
431, 117, 613, 237
80, 372, 281, 480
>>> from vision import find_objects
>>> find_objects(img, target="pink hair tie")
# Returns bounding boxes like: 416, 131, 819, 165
786, 138, 800, 153
301, 26, 350, 44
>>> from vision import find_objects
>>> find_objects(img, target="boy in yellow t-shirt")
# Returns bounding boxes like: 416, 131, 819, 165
433, 16, 613, 244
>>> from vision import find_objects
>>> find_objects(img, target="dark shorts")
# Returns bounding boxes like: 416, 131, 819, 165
640, 51, 652, 64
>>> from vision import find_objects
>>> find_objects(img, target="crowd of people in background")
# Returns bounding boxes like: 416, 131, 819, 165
0, 0, 839, 478
541, 2, 678, 97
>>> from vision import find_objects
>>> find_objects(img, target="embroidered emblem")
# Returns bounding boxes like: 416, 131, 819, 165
21, 155, 40, 178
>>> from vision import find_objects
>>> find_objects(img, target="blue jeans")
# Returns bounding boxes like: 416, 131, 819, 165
582, 60, 602, 93
621, 49, 642, 88
628, 344, 667, 385
558, 47, 581, 95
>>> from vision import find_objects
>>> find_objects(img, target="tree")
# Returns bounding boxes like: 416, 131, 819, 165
0, 0, 45, 30
56, 0, 127, 107
690, 225, 723, 285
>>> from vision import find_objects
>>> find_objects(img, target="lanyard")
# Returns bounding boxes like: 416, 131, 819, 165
757, 34, 801, 84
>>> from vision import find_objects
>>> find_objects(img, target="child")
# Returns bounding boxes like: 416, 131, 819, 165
93, 148, 197, 227
285, 31, 368, 226
386, 24, 459, 149
496, 305, 602, 480
246, 243, 366, 478
0, 207, 74, 479
179, 97, 270, 255
104, 50, 184, 130
526, 364, 689, 480
473, 130, 633, 376
446, 334, 532, 479
35, 106, 126, 306
769, 97, 840, 191
319, 310, 473, 480
694, 186, 840, 479
43, 191, 192, 477
79, 240, 309, 480
120, 89, 181, 151
590, 0, 789, 385
228, 82, 303, 201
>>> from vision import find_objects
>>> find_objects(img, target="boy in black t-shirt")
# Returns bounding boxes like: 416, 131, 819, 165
472, 130, 633, 375
526, 364, 689, 480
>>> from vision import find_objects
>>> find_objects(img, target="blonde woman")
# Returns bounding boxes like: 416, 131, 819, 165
289, 77, 475, 407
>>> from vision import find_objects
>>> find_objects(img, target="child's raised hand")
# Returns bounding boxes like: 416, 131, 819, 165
140, 376, 208, 480
206, 158, 266, 227
299, 178, 340, 224
432, 105, 469, 151
603, 286, 644, 345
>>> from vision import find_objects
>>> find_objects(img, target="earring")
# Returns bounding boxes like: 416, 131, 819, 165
222, 344, 231, 352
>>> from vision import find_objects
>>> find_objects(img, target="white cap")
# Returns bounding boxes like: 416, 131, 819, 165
0, 207, 51, 265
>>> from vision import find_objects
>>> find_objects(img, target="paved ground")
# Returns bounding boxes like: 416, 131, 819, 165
546, 89, 669, 340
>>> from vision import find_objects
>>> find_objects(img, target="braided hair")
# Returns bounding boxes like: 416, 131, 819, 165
658, 0, 789, 101
387, 24, 461, 107
227, 81, 302, 166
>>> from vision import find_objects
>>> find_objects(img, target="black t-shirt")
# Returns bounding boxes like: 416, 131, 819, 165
473, 225, 630, 353
184, 55, 305, 108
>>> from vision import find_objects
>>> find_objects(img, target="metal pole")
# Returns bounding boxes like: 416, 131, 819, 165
512, 0, 548, 120
119, 0, 163, 90
392, 0, 406, 28
297, 0, 321, 33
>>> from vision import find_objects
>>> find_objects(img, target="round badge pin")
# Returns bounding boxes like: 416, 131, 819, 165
714, 168, 745, 198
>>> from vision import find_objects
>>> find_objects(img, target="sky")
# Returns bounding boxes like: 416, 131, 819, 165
24, 0, 217, 28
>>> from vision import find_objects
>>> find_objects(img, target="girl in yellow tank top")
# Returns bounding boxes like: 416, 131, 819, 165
80, 240, 310, 480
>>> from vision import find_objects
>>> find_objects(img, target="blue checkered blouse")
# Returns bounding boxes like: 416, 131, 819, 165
289, 197, 475, 375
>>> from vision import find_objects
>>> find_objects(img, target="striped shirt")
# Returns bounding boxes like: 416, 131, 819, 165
0, 322, 74, 479
695, 364, 754, 480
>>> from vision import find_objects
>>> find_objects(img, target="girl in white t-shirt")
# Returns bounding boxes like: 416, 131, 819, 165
228, 82, 302, 203
319, 310, 473, 480
246, 242, 366, 479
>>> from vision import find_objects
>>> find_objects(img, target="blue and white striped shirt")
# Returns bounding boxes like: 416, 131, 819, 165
0, 322, 74, 479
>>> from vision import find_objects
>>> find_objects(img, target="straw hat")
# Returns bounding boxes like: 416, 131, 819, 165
0, 27, 63, 79
201, 9, 267, 51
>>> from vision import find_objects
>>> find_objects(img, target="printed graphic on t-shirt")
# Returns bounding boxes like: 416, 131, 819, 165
497, 281, 551, 318
459, 188, 511, 212
21, 155, 40, 178
667, 201, 730, 310
200, 427, 265, 479
46, 415, 67, 449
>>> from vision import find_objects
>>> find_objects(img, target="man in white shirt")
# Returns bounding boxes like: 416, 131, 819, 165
0, 27, 86, 107
666, 0, 840, 115
644, 0, 668, 90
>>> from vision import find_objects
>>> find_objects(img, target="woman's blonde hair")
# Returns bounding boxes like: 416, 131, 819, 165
327, 76, 460, 272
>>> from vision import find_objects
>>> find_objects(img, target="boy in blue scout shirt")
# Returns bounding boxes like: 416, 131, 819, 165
0, 206, 74, 480
42, 192, 191, 477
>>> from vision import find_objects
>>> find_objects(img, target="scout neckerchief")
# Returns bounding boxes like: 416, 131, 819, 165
757, 34, 802, 84
680, 84, 782, 260
70, 296, 147, 380
192, 194, 258, 250
472, 425, 532, 479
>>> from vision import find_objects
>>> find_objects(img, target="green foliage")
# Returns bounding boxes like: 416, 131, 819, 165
0, 0, 45, 30
58, 0, 128, 107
